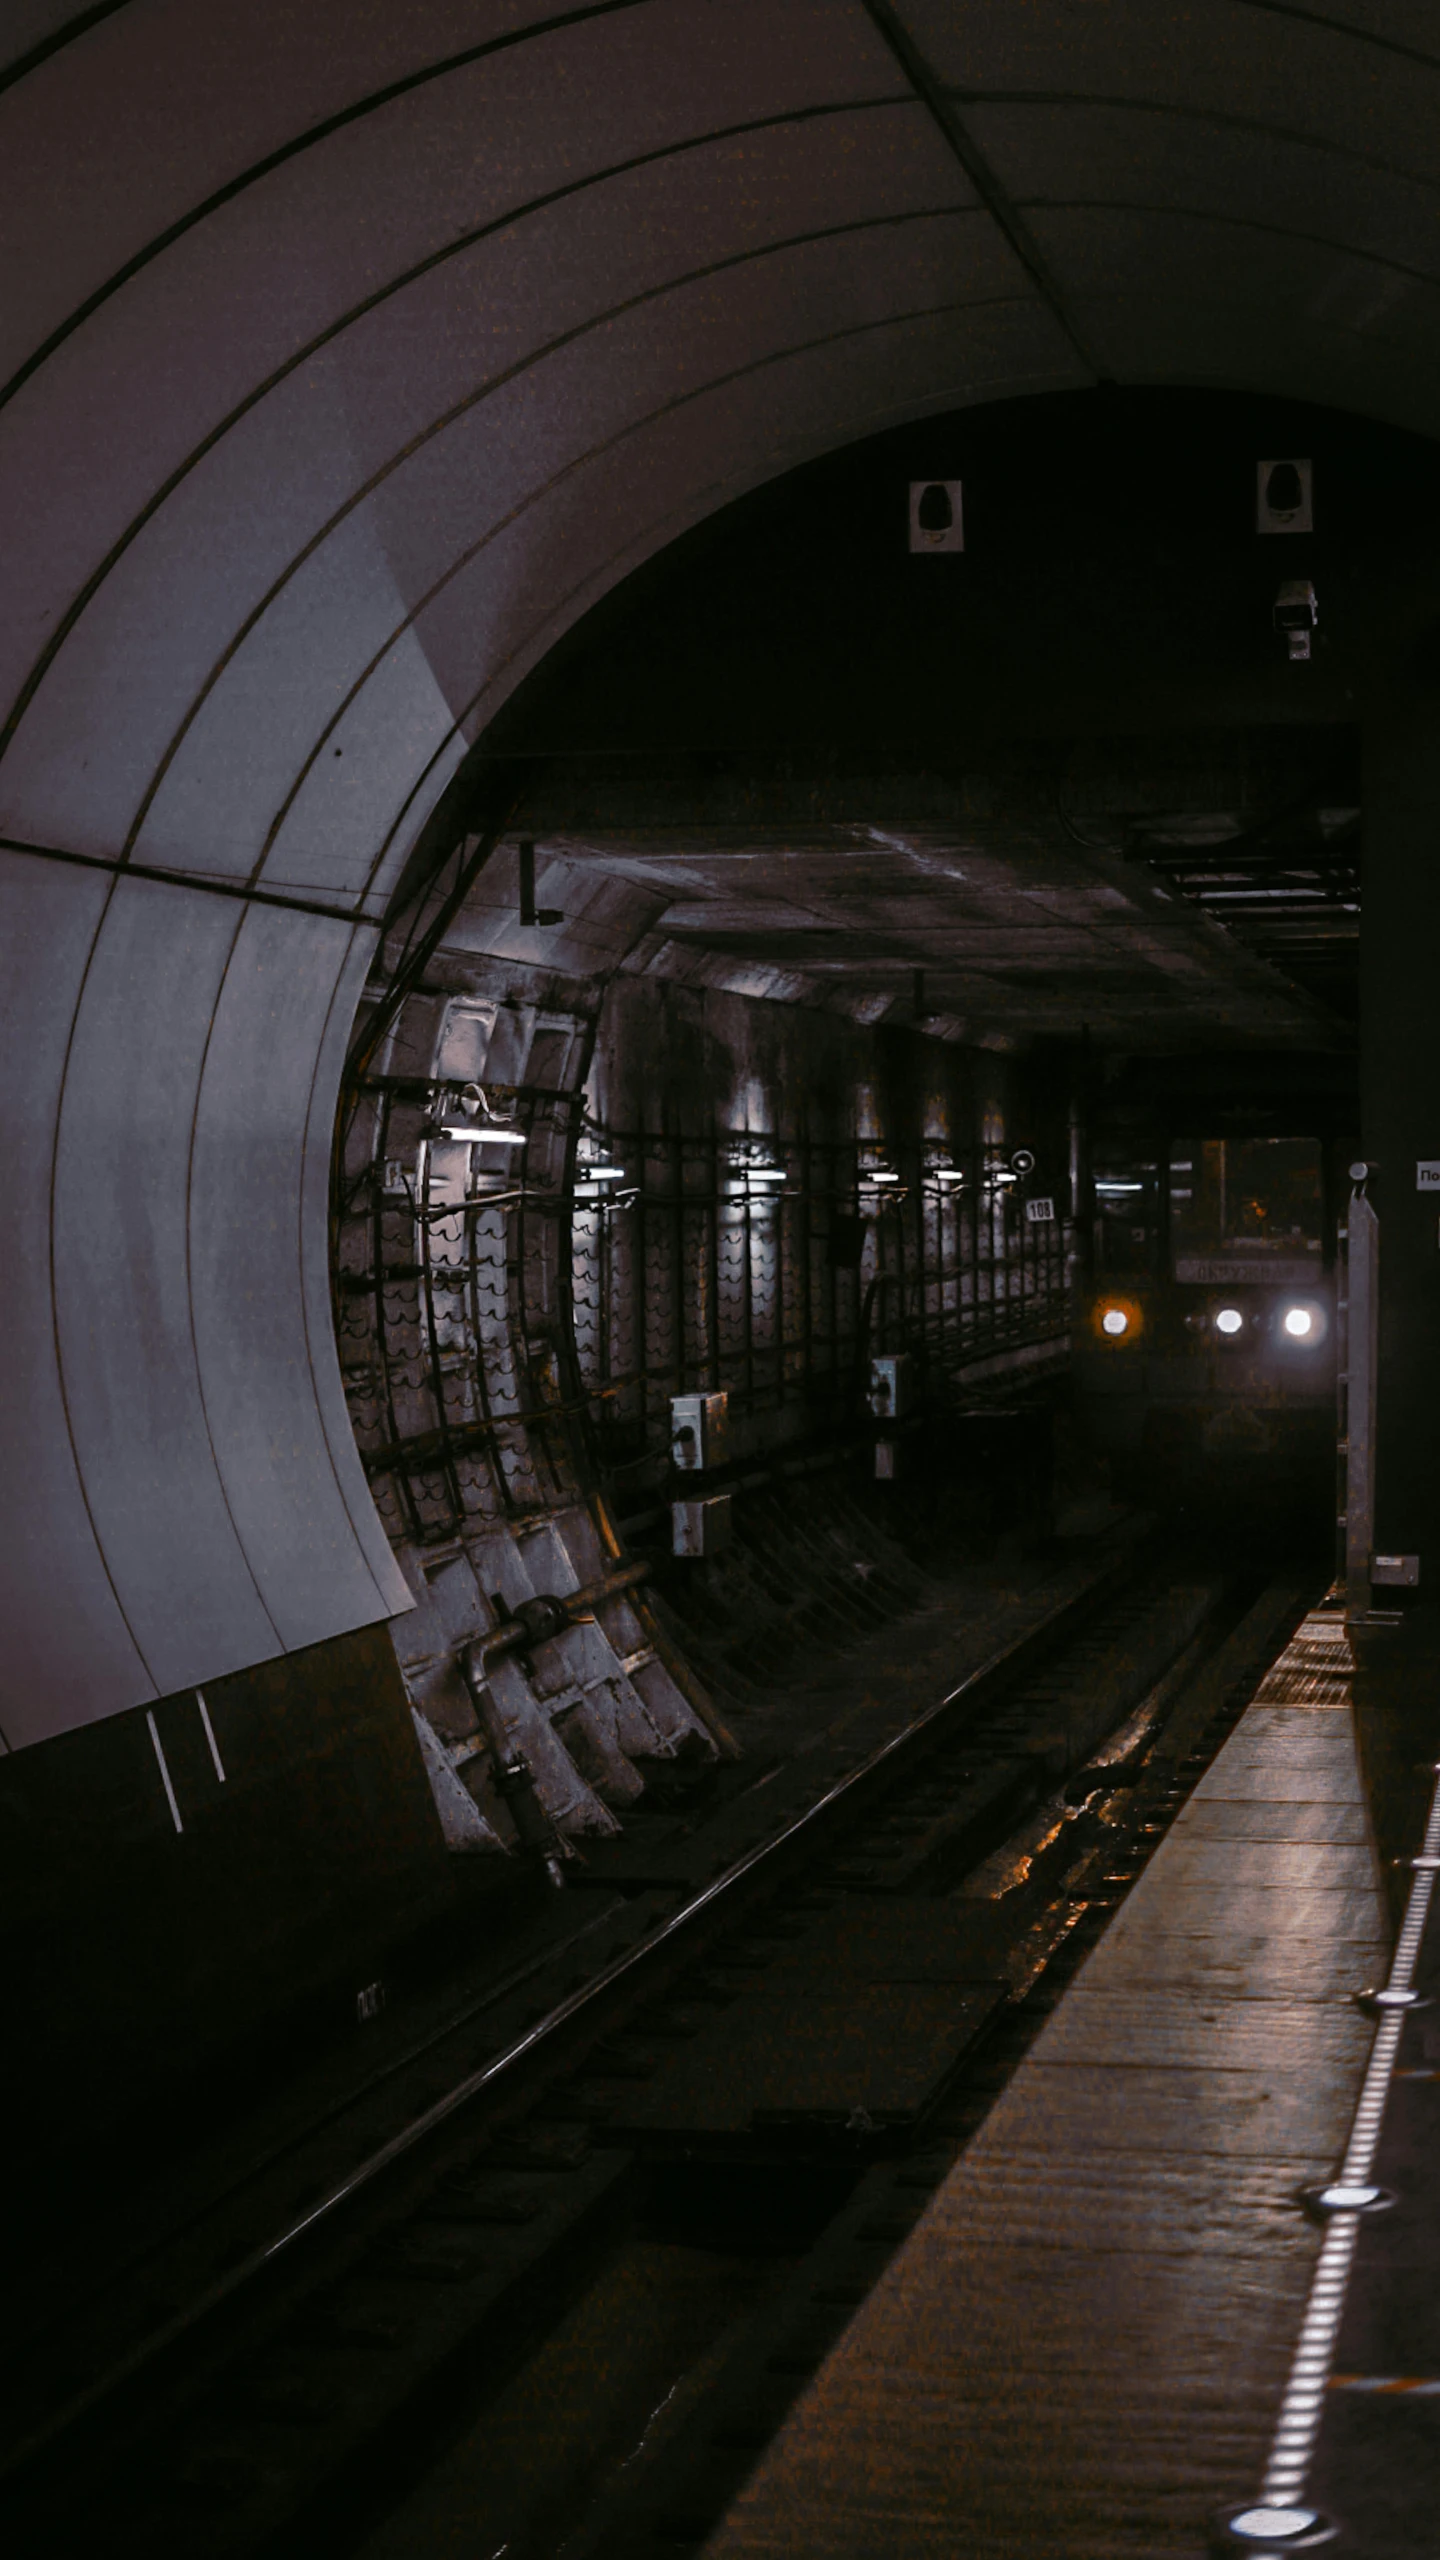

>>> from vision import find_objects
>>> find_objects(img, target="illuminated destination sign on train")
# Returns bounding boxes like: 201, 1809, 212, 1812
1175, 1257, 1320, 1285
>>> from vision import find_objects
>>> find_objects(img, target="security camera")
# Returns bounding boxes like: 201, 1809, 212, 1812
1274, 579, 1318, 662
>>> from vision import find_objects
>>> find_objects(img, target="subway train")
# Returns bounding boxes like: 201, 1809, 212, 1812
1073, 1110, 1343, 1516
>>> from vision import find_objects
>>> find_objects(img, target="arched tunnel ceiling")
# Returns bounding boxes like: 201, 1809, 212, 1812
4, 0, 1440, 903
2, 0, 1433, 1743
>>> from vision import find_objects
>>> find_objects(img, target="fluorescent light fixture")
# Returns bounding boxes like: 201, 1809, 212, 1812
580, 1163, 625, 1182
439, 1123, 526, 1145
930, 1167, 966, 1184
862, 1169, 901, 1184
745, 1167, 787, 1183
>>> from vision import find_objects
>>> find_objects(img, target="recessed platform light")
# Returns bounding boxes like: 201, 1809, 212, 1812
1215, 2505, 1334, 2547
1297, 2179, 1394, 2221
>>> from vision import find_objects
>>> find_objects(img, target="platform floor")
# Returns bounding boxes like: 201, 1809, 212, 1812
702, 1610, 1389, 2559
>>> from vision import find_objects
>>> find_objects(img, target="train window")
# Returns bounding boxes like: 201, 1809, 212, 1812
1170, 1137, 1324, 1283
1093, 1159, 1158, 1275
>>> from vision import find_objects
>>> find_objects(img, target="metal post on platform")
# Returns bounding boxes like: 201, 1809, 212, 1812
1342, 1169, 1379, 1622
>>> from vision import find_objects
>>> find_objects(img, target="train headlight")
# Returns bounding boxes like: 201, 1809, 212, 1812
1281, 1300, 1326, 1345
1215, 1306, 1244, 1336
1100, 1306, 1129, 1337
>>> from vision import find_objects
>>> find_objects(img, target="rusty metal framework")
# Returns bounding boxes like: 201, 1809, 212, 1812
335, 1020, 596, 1549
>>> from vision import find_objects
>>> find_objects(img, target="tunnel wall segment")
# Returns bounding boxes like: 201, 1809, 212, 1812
0, 854, 412, 1752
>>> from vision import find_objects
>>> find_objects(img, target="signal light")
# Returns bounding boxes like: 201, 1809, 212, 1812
1215, 1307, 1244, 1336
1284, 1306, 1314, 1338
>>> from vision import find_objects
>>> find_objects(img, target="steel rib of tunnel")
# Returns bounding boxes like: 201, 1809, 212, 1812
0, 1535, 1263, 2539
1218, 1766, 1440, 2549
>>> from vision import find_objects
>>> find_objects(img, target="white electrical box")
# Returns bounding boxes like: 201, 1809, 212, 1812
909, 479, 964, 552
1257, 458, 1313, 534
672, 1495, 733, 1559
670, 1391, 729, 1472
867, 1354, 914, 1419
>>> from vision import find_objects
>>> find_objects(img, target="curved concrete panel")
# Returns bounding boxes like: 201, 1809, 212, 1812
190, 904, 411, 1647
52, 874, 281, 1692
0, 855, 153, 1745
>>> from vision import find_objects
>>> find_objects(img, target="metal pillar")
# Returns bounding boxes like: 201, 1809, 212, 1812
1344, 1174, 1379, 1619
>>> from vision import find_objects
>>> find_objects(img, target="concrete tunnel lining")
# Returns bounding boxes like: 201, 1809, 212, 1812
2, 0, 1436, 1743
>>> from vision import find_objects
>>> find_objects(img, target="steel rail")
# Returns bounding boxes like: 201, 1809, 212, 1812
0, 1542, 1142, 2494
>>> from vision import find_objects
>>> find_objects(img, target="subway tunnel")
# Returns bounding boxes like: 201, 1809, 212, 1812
5, 6, 1440, 2553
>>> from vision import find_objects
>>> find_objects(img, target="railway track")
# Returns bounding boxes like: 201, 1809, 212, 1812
0, 1543, 1313, 2559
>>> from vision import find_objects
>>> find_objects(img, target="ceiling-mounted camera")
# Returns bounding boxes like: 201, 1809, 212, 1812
1274, 579, 1317, 662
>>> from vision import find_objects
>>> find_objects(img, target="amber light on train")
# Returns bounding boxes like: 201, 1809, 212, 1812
1094, 1297, 1143, 1342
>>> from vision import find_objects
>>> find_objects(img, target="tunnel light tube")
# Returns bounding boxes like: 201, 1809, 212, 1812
930, 1167, 966, 1184
862, 1169, 901, 1184
579, 1163, 625, 1182
1215, 1307, 1244, 1335
1283, 1305, 1314, 1338
439, 1124, 526, 1145
1100, 1307, 1129, 1337
745, 1166, 787, 1183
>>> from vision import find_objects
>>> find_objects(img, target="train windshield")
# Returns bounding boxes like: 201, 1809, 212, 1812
1169, 1137, 1324, 1282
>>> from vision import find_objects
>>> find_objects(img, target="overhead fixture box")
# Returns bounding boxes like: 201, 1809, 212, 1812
670, 1391, 729, 1473
909, 479, 964, 552
672, 1495, 732, 1559
867, 1353, 915, 1419
1274, 577, 1318, 661
1257, 458, 1313, 534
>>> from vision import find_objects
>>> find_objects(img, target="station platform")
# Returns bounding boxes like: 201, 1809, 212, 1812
701, 1609, 1408, 2559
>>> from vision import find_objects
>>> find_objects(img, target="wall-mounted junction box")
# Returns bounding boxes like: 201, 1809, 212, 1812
1257, 458, 1313, 534
670, 1391, 729, 1472
867, 1354, 914, 1420
909, 479, 963, 552
1373, 1554, 1420, 1587
672, 1495, 732, 1559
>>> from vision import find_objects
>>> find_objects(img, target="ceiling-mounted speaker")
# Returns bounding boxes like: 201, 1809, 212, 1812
909, 479, 964, 552
1257, 458, 1313, 533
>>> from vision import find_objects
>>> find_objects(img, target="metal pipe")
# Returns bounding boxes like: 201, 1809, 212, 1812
1344, 1175, 1378, 1618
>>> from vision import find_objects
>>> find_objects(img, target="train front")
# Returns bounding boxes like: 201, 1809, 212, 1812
1075, 1130, 1338, 1519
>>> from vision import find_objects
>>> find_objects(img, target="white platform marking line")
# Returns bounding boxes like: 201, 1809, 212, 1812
1253, 1763, 1440, 2516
